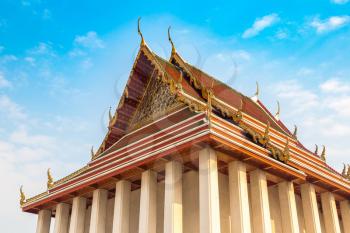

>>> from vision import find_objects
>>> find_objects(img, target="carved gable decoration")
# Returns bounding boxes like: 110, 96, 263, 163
129, 75, 183, 130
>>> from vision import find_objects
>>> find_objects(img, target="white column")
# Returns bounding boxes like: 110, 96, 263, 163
183, 171, 199, 233
198, 147, 221, 233
300, 183, 322, 233
112, 180, 131, 233
340, 200, 350, 233
36, 209, 52, 233
250, 169, 272, 233
138, 170, 157, 233
278, 181, 300, 233
89, 189, 108, 233
54, 203, 70, 233
228, 161, 251, 233
321, 192, 341, 233
164, 161, 183, 233
69, 197, 87, 233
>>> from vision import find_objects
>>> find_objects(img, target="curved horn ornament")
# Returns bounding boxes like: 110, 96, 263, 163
168, 26, 176, 55
91, 146, 95, 159
275, 101, 280, 121
137, 17, 145, 46
20, 185, 26, 206
251, 82, 259, 102
320, 145, 326, 161
293, 125, 298, 138
314, 144, 318, 155
47, 168, 54, 189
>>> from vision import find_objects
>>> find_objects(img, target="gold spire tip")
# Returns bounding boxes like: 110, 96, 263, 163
275, 101, 280, 120
47, 168, 54, 189
138, 17, 145, 46
168, 26, 176, 54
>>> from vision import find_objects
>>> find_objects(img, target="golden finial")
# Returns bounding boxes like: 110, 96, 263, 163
138, 17, 145, 46
342, 163, 347, 176
109, 106, 113, 122
320, 145, 326, 161
314, 144, 318, 155
251, 81, 259, 102
275, 101, 280, 121
91, 146, 95, 159
264, 121, 270, 138
284, 138, 290, 154
347, 164, 350, 177
293, 125, 298, 138
168, 26, 176, 55
20, 185, 26, 206
239, 98, 244, 111
47, 168, 54, 189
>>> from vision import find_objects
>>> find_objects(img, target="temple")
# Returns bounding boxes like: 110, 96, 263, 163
21, 19, 350, 233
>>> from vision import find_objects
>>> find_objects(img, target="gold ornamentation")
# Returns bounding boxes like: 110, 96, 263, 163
129, 73, 180, 130
314, 144, 318, 155
232, 99, 243, 124
20, 185, 26, 206
168, 26, 176, 55
91, 146, 95, 159
138, 17, 145, 46
47, 168, 54, 189
342, 164, 347, 176
109, 107, 113, 123
251, 81, 259, 102
320, 145, 326, 161
275, 101, 280, 121
293, 125, 298, 138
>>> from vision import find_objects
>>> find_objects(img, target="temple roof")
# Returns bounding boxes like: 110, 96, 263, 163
20, 31, 350, 212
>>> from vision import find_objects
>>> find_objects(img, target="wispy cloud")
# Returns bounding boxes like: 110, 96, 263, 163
28, 42, 56, 56
310, 16, 350, 34
242, 14, 280, 38
0, 95, 26, 120
74, 31, 105, 49
330, 0, 349, 4
0, 72, 11, 88
320, 79, 350, 93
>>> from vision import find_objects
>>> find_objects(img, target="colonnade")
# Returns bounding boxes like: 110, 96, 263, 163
35, 147, 350, 233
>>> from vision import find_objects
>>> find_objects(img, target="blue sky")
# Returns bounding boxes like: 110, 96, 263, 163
1, 0, 350, 232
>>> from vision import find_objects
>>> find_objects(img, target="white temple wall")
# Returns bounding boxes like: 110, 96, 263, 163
295, 194, 307, 233
182, 170, 199, 233
129, 189, 141, 233
268, 185, 283, 233
156, 181, 165, 233
105, 198, 114, 233
218, 173, 230, 233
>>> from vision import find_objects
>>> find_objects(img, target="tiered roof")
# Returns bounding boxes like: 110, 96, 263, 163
20, 22, 350, 213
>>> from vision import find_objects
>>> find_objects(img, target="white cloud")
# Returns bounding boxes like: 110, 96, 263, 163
0, 95, 26, 120
242, 14, 280, 38
320, 79, 350, 93
24, 56, 36, 66
310, 16, 350, 34
0, 72, 11, 88
274, 80, 319, 113
275, 29, 288, 39
28, 42, 56, 57
325, 96, 350, 116
331, 0, 349, 4
74, 31, 105, 49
